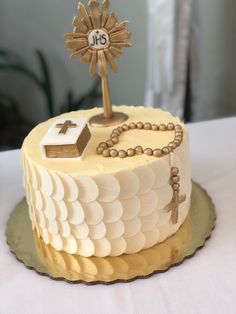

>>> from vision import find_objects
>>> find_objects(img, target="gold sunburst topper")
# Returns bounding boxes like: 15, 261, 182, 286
65, 0, 132, 127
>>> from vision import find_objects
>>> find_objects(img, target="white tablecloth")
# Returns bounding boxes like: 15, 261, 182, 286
0, 117, 236, 314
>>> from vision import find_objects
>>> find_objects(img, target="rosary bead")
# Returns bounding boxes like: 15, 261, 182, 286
169, 142, 177, 149
129, 122, 137, 129
137, 122, 144, 129
144, 148, 153, 156
174, 139, 181, 146
127, 148, 135, 157
97, 147, 104, 155
111, 136, 119, 144
172, 175, 180, 183
162, 147, 170, 155
152, 124, 158, 131
173, 183, 180, 191
175, 126, 182, 132
167, 123, 175, 130
99, 142, 108, 149
153, 149, 163, 157
159, 124, 167, 131
122, 124, 129, 131
112, 129, 120, 136
171, 167, 179, 175
175, 136, 182, 141
175, 131, 182, 137
106, 140, 114, 147
110, 149, 118, 157
102, 149, 110, 157
135, 145, 143, 154
144, 122, 152, 130
118, 150, 127, 158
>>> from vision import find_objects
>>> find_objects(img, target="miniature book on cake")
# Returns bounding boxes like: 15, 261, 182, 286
40, 119, 91, 159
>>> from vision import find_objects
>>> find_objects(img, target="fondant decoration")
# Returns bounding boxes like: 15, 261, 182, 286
97, 122, 183, 158
40, 118, 91, 159
65, 0, 132, 126
168, 167, 186, 224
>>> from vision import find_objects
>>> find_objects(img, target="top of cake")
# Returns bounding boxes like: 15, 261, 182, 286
22, 106, 186, 176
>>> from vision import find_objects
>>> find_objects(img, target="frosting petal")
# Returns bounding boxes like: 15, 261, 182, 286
123, 217, 141, 238
58, 172, 78, 202
156, 185, 173, 210
67, 201, 85, 225
44, 197, 56, 220
50, 234, 63, 251
83, 201, 104, 225
89, 222, 106, 240
93, 238, 111, 257
139, 190, 158, 216
55, 200, 68, 221
58, 221, 71, 237
121, 197, 141, 221
140, 211, 159, 232
77, 238, 95, 257
38, 166, 53, 197
105, 221, 125, 239
134, 166, 155, 195
125, 232, 145, 254
149, 159, 171, 189
102, 200, 123, 223
143, 228, 160, 249
71, 223, 89, 240
95, 174, 120, 202
51, 172, 64, 201
62, 235, 78, 254
109, 238, 127, 256
76, 175, 99, 203
115, 170, 139, 199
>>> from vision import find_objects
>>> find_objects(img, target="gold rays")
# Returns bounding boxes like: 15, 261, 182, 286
64, 0, 132, 78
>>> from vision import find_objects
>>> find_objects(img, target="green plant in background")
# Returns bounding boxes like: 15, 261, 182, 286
0, 49, 101, 150
60, 77, 101, 114
0, 49, 55, 117
0, 91, 33, 151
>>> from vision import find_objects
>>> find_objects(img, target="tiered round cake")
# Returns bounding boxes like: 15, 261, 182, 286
22, 106, 192, 258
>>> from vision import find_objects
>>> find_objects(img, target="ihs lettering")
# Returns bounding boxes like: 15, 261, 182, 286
91, 30, 108, 47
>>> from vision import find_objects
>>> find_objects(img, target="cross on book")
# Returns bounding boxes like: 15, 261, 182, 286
56, 120, 77, 135
168, 191, 186, 224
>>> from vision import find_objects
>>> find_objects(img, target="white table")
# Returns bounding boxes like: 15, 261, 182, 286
0, 117, 236, 314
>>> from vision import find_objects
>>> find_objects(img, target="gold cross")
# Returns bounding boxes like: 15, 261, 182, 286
56, 120, 77, 135
168, 190, 186, 225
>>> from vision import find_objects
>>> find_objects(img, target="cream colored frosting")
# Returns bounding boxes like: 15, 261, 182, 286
22, 106, 192, 257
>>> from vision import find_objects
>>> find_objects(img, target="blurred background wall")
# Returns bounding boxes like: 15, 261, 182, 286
0, 0, 236, 126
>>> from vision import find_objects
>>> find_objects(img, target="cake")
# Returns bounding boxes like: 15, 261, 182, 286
21, 106, 192, 258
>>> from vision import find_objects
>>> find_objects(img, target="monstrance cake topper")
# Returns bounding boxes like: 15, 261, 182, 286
65, 0, 132, 127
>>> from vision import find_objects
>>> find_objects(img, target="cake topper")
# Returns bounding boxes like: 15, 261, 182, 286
65, 0, 132, 127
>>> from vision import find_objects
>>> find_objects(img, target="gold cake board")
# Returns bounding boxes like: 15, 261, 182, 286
6, 182, 216, 285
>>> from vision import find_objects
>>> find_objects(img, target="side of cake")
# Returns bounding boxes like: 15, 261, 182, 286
22, 106, 192, 257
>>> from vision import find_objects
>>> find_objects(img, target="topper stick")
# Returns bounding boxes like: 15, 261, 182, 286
102, 75, 112, 119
